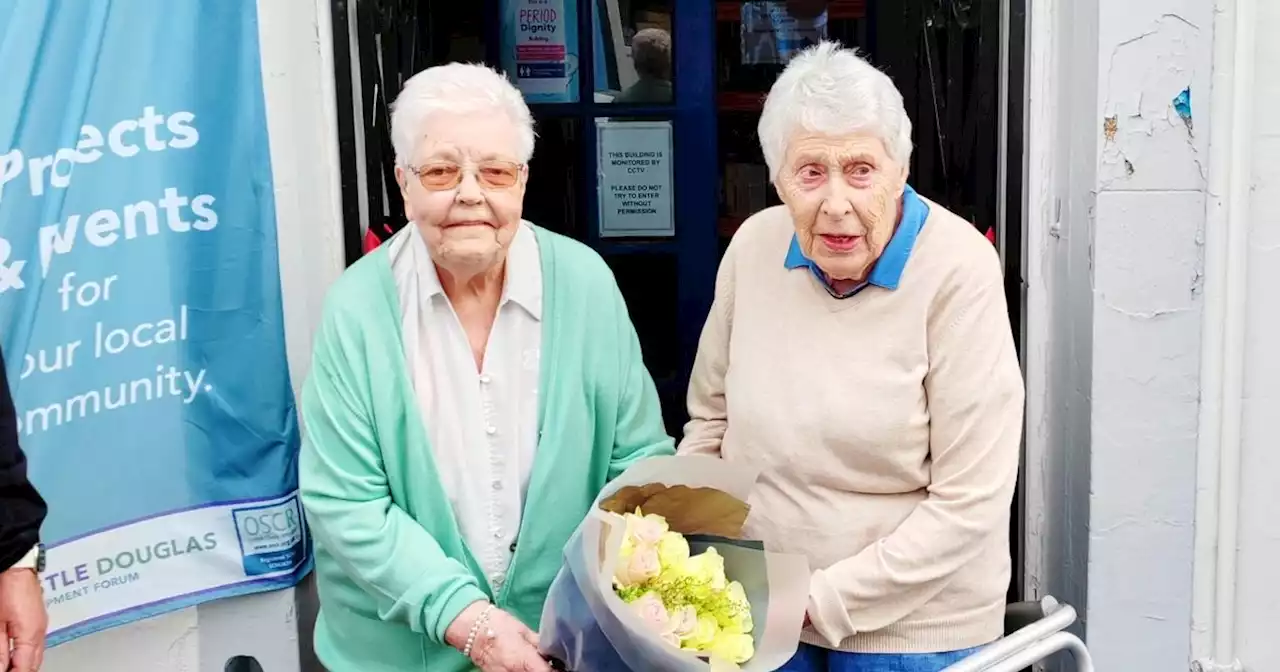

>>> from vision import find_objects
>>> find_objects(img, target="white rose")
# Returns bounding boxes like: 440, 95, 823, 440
630, 592, 671, 634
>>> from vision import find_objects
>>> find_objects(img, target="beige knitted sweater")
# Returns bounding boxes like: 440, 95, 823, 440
678, 201, 1024, 653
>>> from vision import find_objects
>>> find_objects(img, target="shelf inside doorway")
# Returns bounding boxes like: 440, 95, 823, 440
718, 91, 765, 112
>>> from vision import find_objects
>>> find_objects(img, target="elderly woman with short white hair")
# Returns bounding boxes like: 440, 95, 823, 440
678, 42, 1024, 672
299, 62, 674, 672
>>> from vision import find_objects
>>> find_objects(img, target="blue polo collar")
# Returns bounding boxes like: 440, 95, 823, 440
784, 184, 930, 297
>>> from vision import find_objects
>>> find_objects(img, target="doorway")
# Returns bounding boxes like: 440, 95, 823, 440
329, 0, 1025, 597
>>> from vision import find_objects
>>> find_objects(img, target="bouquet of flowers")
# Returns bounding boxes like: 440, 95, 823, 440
610, 508, 757, 663
539, 455, 810, 671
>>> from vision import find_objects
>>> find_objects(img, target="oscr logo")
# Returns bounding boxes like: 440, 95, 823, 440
230, 497, 306, 576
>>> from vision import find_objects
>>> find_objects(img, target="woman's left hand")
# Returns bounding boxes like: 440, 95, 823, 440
470, 609, 553, 672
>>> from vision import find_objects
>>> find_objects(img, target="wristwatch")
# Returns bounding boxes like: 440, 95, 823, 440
12, 544, 44, 573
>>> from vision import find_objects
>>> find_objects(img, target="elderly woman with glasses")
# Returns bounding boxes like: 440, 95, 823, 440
679, 43, 1024, 672
298, 63, 674, 672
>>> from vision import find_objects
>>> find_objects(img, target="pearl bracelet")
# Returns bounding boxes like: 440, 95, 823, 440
462, 604, 497, 659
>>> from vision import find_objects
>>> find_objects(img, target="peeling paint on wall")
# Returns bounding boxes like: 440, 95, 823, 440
1099, 13, 1207, 190
1173, 87, 1193, 134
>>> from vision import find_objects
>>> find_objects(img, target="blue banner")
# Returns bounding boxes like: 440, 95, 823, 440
0, 2, 309, 644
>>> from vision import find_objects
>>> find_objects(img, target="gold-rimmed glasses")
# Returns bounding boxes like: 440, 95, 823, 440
408, 160, 524, 191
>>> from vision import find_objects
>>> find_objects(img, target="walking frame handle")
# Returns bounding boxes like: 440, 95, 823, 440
941, 596, 1095, 672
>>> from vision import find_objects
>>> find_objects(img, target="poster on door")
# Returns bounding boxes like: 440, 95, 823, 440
0, 3, 308, 645
501, 0, 580, 103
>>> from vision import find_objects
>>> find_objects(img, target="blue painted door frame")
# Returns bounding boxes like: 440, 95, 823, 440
486, 0, 720, 428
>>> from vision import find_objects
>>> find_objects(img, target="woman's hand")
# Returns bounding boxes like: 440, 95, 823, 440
446, 602, 552, 672
471, 609, 552, 672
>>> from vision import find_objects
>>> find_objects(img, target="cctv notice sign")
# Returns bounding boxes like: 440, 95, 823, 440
596, 120, 676, 238
0, 3, 309, 644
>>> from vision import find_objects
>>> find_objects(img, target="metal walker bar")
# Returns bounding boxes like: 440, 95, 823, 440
941, 596, 1095, 672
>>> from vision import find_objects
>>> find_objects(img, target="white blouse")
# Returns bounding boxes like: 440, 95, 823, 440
388, 222, 542, 592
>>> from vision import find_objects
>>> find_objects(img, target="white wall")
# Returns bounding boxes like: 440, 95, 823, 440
42, 0, 344, 669
1233, 1, 1280, 668
1024, 0, 1212, 670
1086, 1, 1210, 670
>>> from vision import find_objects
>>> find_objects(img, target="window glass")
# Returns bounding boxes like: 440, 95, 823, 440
523, 118, 585, 239
602, 251, 684, 434
593, 0, 674, 104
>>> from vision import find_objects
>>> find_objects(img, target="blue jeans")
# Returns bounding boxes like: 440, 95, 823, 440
775, 643, 983, 672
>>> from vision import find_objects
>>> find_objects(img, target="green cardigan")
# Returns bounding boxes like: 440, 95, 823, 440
298, 226, 675, 671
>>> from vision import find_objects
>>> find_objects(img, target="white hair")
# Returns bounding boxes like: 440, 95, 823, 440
757, 42, 913, 180
390, 62, 536, 166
